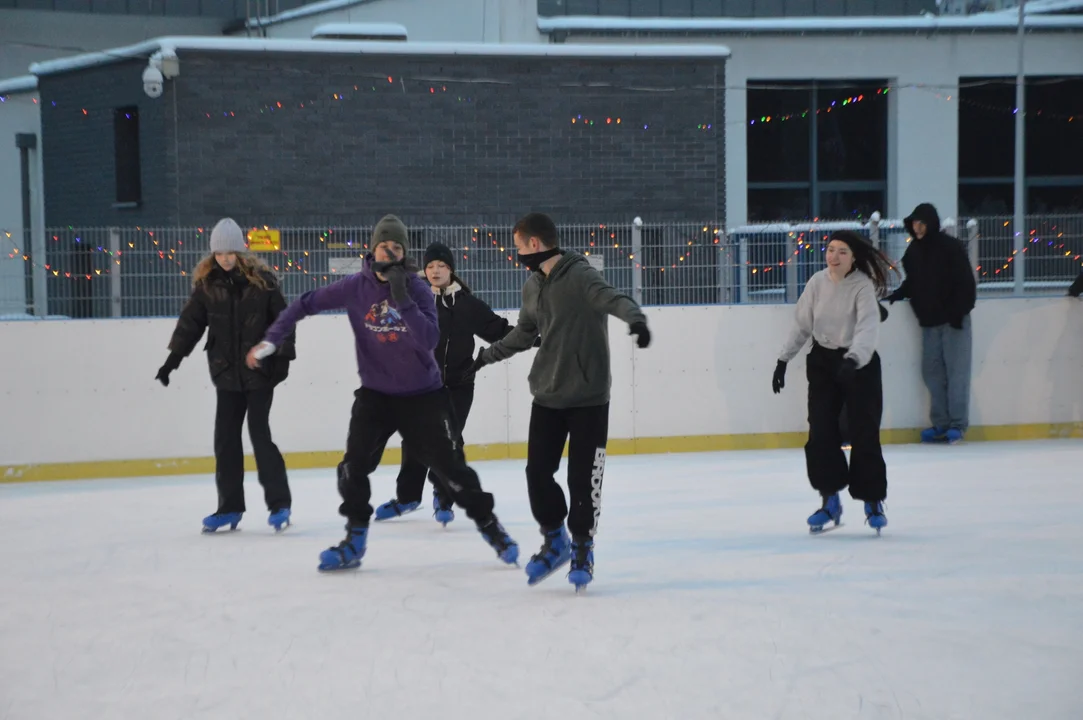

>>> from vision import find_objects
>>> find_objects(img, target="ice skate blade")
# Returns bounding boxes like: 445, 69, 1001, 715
202, 525, 240, 534
809, 522, 844, 535
318, 559, 361, 572
526, 556, 571, 586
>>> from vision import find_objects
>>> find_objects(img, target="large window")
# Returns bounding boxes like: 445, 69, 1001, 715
746, 80, 889, 222
113, 106, 142, 206
958, 76, 1083, 215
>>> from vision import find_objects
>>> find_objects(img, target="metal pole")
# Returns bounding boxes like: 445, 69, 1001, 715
631, 217, 644, 306
109, 228, 122, 318
16, 134, 35, 316
738, 233, 749, 304
966, 218, 980, 282
1013, 0, 1026, 295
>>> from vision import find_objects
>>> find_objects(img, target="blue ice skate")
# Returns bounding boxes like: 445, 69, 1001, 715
318, 526, 367, 571
268, 508, 291, 532
945, 428, 964, 445
432, 491, 454, 527
920, 426, 948, 443
808, 493, 843, 534
202, 511, 242, 533
864, 501, 888, 535
373, 498, 420, 521
568, 538, 594, 593
525, 526, 572, 586
478, 517, 519, 565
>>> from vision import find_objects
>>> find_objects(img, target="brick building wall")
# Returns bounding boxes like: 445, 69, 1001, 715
39, 49, 726, 229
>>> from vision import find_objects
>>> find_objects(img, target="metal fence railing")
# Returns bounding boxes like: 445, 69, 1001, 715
1, 214, 1081, 319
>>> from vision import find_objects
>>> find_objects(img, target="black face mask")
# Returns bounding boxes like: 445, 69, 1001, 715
518, 247, 562, 272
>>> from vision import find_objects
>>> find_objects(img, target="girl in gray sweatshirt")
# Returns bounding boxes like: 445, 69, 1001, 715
772, 230, 897, 536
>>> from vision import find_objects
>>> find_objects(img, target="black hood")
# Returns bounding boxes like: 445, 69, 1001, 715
904, 203, 942, 239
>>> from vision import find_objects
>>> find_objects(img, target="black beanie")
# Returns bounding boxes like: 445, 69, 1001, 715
423, 241, 455, 272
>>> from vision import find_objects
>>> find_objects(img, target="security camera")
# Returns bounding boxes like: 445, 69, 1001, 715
142, 65, 164, 99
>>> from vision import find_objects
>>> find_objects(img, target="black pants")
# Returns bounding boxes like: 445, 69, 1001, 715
337, 387, 495, 527
214, 388, 291, 514
394, 384, 475, 507
526, 402, 610, 540
804, 344, 887, 502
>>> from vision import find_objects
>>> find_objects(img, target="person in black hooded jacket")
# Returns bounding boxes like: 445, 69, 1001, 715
373, 241, 515, 526
155, 218, 296, 534
884, 203, 977, 443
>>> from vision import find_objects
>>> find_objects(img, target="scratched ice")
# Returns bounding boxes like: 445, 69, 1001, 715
2, 440, 1081, 720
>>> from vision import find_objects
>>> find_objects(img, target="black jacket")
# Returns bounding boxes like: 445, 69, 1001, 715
433, 279, 512, 388
166, 264, 296, 392
886, 203, 977, 328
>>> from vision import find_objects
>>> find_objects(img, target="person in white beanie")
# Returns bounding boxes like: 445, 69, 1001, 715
156, 217, 297, 535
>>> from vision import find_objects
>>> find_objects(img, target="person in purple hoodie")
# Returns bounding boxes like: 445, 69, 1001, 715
245, 215, 519, 572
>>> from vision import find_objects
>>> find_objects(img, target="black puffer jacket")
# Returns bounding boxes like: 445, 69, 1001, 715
885, 203, 977, 328
433, 278, 512, 388
166, 264, 296, 392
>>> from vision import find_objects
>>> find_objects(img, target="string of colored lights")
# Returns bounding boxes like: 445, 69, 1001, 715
6, 223, 1080, 286
6, 78, 1078, 127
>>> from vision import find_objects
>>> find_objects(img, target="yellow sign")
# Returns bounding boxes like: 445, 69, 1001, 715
247, 229, 281, 252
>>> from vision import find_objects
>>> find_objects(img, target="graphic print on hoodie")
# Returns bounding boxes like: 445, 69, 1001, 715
364, 300, 408, 343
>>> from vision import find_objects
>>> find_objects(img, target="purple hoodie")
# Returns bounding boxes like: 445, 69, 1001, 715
263, 254, 443, 397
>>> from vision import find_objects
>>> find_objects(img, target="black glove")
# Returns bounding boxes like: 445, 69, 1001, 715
381, 263, 410, 305
949, 317, 964, 330
878, 303, 888, 323
471, 349, 488, 374
884, 290, 903, 305
772, 360, 786, 394
836, 358, 858, 387
155, 353, 181, 387
628, 321, 651, 349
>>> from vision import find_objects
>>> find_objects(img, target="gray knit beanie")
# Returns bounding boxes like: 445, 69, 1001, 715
209, 218, 247, 253
371, 214, 409, 251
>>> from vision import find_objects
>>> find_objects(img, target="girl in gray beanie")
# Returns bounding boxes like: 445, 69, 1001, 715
156, 217, 297, 534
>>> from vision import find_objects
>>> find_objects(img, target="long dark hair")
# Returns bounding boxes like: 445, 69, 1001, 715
829, 230, 898, 297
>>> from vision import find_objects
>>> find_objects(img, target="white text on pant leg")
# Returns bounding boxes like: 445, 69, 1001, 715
590, 448, 606, 537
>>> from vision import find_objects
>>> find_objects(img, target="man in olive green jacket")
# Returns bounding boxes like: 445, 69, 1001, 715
476, 212, 651, 591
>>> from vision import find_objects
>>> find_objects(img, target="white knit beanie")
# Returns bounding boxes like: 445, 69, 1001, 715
209, 218, 247, 253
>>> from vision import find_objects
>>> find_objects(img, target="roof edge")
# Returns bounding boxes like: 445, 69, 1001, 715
0, 75, 40, 95
537, 14, 1083, 34
28, 36, 731, 78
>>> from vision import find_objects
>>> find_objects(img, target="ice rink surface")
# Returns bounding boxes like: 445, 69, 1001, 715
2, 440, 1081, 720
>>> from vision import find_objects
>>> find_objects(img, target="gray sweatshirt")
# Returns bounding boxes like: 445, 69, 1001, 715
779, 268, 880, 368
480, 252, 647, 409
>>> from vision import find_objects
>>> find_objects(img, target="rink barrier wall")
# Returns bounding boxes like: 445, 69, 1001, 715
2, 297, 1082, 482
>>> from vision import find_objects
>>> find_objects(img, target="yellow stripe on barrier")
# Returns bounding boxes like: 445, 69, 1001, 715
3, 423, 1082, 484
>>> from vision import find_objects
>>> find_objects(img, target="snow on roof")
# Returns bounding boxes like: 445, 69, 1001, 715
0, 75, 38, 95
27, 37, 731, 77
311, 22, 408, 39
537, 13, 1083, 34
